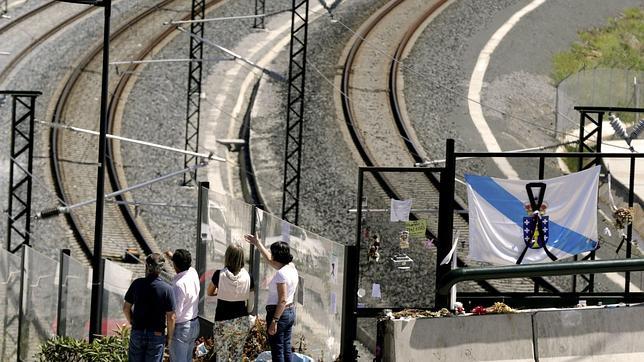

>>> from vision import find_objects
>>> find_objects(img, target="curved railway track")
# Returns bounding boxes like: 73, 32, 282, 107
106, 0, 224, 259
49, 0, 220, 265
340, 0, 560, 294
0, 1, 56, 34
0, 2, 95, 84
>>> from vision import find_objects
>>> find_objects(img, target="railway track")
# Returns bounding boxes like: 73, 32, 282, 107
48, 0, 221, 267
0, 1, 56, 34
0, 1, 95, 84
339, 0, 560, 297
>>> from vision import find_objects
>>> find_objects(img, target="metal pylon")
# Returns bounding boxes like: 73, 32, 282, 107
281, 0, 309, 224
254, 0, 266, 29
572, 106, 604, 293
182, 0, 206, 185
3, 91, 40, 253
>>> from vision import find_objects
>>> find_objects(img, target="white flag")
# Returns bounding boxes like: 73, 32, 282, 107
465, 166, 599, 265
390, 199, 412, 222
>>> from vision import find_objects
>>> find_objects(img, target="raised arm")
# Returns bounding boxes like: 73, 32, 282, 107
244, 234, 281, 269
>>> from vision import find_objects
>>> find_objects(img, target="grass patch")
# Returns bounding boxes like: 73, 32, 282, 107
561, 144, 580, 172
552, 7, 643, 84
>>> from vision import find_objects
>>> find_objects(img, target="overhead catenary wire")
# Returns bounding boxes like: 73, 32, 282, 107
165, 9, 291, 24
133, 71, 288, 196
309, 7, 584, 141
155, 73, 288, 195
311, 5, 582, 130
110, 57, 232, 66
300, 29, 580, 155
305, 59, 426, 161
108, 199, 196, 208
8, 155, 68, 206
37, 161, 208, 218
36, 120, 225, 162
175, 26, 286, 82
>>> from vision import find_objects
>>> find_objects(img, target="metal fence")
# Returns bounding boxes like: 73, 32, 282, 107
556, 68, 643, 137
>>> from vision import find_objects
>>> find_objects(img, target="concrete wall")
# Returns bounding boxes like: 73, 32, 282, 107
381, 305, 644, 361
535, 307, 644, 361
382, 313, 534, 361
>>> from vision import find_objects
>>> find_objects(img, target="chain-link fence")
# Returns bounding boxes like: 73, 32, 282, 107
556, 68, 643, 138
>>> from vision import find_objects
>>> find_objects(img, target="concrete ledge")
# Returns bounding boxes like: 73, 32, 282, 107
535, 306, 644, 361
381, 305, 644, 361
382, 313, 534, 361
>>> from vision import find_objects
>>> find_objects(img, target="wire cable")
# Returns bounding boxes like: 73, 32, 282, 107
8, 156, 68, 206
309, 7, 584, 141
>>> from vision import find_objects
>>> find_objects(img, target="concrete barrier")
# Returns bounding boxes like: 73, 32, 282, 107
380, 305, 644, 361
534, 306, 644, 361
381, 313, 534, 361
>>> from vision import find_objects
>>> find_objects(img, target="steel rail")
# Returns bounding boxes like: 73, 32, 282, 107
387, 1, 559, 293
341, 0, 513, 294
0, 3, 95, 84
49, 0, 203, 263
0, 1, 56, 34
106, 0, 224, 256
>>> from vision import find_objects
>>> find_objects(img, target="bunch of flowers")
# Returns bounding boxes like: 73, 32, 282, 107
390, 308, 452, 319
614, 207, 633, 229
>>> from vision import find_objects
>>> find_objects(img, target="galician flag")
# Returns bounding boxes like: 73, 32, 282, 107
465, 166, 600, 265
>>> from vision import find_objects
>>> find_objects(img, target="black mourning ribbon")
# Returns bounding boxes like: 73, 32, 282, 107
516, 182, 558, 265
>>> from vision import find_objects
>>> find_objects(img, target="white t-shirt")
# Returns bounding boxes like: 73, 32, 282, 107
171, 267, 200, 323
266, 263, 298, 305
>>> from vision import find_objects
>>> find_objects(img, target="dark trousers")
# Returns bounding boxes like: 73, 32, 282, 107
128, 329, 165, 362
266, 305, 296, 362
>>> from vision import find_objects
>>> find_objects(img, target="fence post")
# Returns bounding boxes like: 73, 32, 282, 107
249, 207, 260, 316
625, 157, 636, 292
436, 139, 455, 308
56, 249, 71, 336
17, 245, 27, 361
98, 259, 107, 336
196, 182, 209, 315
341, 168, 363, 361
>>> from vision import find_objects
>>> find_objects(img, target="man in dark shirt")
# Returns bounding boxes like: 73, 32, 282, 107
123, 253, 176, 362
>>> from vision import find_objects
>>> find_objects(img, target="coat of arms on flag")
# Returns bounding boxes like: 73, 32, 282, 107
465, 166, 600, 265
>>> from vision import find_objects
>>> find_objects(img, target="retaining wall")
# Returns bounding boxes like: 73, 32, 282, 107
380, 305, 644, 361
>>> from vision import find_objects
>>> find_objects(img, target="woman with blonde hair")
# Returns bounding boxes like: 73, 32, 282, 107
207, 243, 254, 361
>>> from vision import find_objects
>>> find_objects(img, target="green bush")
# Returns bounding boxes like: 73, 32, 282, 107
36, 326, 129, 362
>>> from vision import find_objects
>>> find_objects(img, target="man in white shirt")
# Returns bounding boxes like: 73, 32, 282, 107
168, 249, 201, 362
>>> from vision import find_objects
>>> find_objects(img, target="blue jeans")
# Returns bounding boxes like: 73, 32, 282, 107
266, 305, 296, 362
129, 329, 166, 362
170, 318, 200, 362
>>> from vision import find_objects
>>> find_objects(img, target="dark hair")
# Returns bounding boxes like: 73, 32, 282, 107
270, 241, 293, 264
171, 249, 192, 273
146, 253, 165, 276
224, 244, 245, 275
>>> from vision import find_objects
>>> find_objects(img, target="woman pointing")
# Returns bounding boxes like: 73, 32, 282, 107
244, 234, 299, 362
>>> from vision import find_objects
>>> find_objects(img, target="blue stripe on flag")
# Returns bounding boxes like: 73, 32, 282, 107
465, 174, 597, 255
